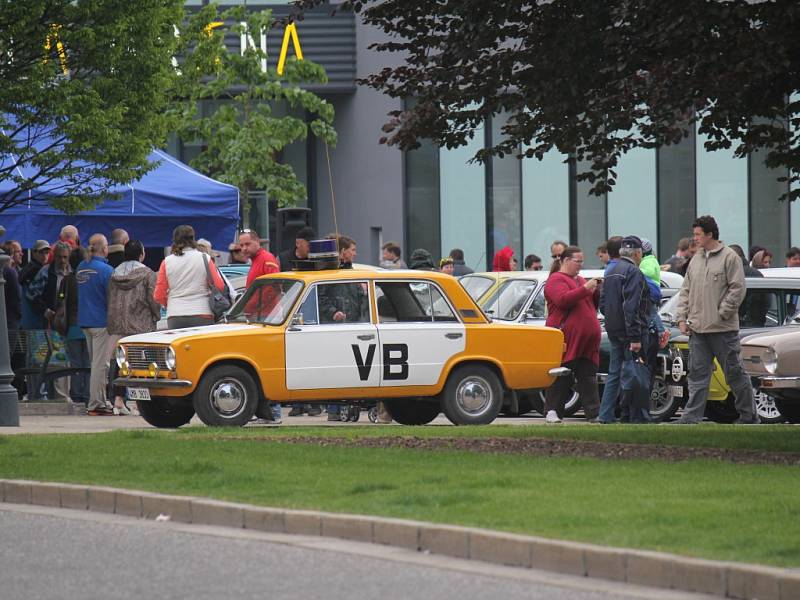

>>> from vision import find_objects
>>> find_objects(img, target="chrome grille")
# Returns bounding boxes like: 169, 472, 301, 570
125, 345, 169, 370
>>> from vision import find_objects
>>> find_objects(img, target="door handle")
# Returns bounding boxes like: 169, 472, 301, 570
445, 332, 463, 339
357, 334, 375, 341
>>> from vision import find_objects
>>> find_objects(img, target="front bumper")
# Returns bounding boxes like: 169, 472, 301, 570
113, 377, 193, 389
758, 376, 800, 389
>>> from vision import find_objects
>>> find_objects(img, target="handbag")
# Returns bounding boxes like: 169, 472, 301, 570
203, 254, 232, 320
53, 276, 69, 337
620, 350, 652, 423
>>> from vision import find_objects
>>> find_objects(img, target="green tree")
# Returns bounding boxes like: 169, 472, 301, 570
0, 0, 184, 213
298, 0, 800, 199
175, 4, 337, 224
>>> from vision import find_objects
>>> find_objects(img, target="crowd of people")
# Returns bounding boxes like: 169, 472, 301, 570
2, 212, 795, 424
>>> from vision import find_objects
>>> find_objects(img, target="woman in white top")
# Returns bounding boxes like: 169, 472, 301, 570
154, 225, 226, 329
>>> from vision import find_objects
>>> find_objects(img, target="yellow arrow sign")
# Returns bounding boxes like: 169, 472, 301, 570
276, 23, 303, 75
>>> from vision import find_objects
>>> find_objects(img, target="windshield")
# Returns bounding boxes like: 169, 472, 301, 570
659, 294, 681, 324
482, 279, 538, 321
227, 279, 304, 325
459, 275, 494, 301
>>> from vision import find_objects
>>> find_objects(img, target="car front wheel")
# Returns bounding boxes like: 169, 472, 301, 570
441, 364, 503, 425
193, 365, 259, 427
649, 376, 681, 422
137, 397, 195, 429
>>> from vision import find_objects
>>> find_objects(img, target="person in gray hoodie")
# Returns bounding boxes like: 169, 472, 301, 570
107, 240, 161, 414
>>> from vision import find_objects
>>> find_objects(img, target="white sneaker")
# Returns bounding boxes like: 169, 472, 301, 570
545, 410, 562, 424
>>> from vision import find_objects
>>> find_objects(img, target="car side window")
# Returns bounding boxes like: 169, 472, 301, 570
739, 290, 780, 328
530, 290, 546, 319
375, 281, 458, 323
313, 282, 370, 325
296, 288, 319, 325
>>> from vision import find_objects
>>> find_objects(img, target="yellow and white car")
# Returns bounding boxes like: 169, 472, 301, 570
114, 269, 566, 428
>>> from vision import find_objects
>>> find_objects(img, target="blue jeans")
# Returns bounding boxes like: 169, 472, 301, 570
66, 338, 90, 404
599, 336, 624, 423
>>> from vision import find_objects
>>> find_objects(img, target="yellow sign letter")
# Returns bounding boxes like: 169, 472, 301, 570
276, 23, 303, 76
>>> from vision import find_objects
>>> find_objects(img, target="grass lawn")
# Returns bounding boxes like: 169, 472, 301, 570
0, 427, 798, 567
178, 422, 800, 454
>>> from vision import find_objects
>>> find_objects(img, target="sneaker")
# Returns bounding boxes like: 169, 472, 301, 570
252, 417, 280, 425
288, 407, 304, 417
87, 407, 114, 416
306, 407, 322, 416
545, 410, 561, 424
327, 413, 341, 422
733, 416, 760, 425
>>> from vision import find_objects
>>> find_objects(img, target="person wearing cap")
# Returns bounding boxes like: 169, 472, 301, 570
674, 215, 758, 424
278, 226, 315, 272
598, 236, 651, 423
228, 242, 248, 265
18, 240, 51, 400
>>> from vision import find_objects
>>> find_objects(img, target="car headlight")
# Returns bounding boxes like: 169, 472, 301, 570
165, 347, 176, 370
115, 346, 126, 367
763, 348, 778, 374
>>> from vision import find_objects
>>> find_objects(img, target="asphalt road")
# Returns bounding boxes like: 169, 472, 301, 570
0, 505, 714, 600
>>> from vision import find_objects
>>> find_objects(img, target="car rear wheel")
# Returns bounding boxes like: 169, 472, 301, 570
774, 398, 800, 424
137, 397, 195, 429
753, 387, 784, 424
193, 365, 259, 427
441, 364, 503, 425
650, 376, 681, 422
383, 398, 440, 425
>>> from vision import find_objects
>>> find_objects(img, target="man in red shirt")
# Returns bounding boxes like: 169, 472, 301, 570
240, 230, 279, 287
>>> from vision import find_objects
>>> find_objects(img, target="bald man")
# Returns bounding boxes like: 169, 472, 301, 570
108, 228, 130, 268
77, 234, 115, 416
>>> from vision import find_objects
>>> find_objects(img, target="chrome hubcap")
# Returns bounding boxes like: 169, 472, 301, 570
754, 387, 781, 421
210, 378, 246, 417
455, 375, 492, 416
650, 379, 670, 415
564, 389, 580, 411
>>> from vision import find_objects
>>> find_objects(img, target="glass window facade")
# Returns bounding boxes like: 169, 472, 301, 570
749, 144, 789, 262
572, 159, 607, 267
440, 126, 486, 270
522, 150, 570, 270
608, 146, 658, 256
486, 114, 522, 269
657, 128, 696, 260
405, 139, 441, 262
696, 123, 748, 248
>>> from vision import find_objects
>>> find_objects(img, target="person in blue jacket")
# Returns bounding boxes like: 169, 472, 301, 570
77, 234, 114, 416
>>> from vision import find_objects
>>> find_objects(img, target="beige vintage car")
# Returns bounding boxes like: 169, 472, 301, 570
741, 322, 800, 423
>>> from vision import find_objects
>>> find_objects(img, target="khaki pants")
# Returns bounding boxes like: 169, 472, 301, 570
84, 328, 114, 411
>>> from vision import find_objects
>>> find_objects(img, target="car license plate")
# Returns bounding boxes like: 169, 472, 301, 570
127, 387, 151, 401
668, 385, 684, 398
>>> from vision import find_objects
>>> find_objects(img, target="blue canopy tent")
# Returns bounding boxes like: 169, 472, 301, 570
0, 148, 240, 249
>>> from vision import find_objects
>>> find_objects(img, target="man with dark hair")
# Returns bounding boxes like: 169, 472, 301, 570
603, 236, 623, 276
596, 243, 609, 267
278, 226, 315, 272
524, 254, 542, 271
675, 215, 757, 424
786, 247, 800, 268
448, 248, 472, 275
664, 237, 691, 272
380, 241, 407, 269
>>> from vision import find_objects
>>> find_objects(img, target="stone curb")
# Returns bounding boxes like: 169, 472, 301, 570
1, 478, 796, 599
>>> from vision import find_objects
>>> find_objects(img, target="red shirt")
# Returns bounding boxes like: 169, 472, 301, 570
245, 248, 280, 288
544, 271, 602, 366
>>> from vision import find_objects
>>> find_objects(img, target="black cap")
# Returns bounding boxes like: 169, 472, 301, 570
620, 236, 643, 250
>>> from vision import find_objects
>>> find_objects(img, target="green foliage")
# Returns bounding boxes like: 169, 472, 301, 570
299, 0, 800, 200
0, 430, 798, 566
175, 4, 337, 210
0, 0, 184, 213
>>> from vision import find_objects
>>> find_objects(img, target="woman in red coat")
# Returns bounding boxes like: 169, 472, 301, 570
543, 245, 601, 423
